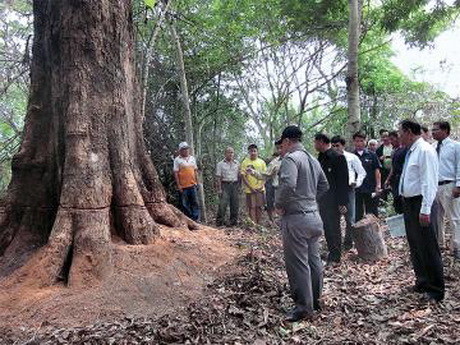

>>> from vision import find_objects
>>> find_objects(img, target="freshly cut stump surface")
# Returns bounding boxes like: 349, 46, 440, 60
353, 215, 388, 262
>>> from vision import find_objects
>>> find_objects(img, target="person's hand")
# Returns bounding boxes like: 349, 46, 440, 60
419, 213, 431, 226
339, 205, 347, 214
452, 187, 460, 198
350, 182, 356, 188
178, 186, 183, 193
217, 188, 222, 196
375, 186, 382, 193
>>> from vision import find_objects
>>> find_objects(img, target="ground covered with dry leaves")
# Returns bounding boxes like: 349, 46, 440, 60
1, 223, 460, 344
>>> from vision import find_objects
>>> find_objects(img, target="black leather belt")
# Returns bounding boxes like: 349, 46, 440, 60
439, 180, 453, 186
286, 209, 317, 215
222, 181, 238, 184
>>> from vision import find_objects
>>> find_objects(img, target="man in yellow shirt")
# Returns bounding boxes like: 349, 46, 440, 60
240, 144, 267, 224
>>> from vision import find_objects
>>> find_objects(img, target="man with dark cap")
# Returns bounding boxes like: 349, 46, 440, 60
275, 125, 329, 322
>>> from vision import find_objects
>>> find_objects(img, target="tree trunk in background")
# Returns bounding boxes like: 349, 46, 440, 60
0, 0, 196, 288
169, 17, 207, 223
141, 0, 171, 120
346, 0, 362, 145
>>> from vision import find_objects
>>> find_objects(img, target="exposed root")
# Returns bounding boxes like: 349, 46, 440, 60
114, 205, 159, 244
169, 205, 200, 230
147, 202, 183, 228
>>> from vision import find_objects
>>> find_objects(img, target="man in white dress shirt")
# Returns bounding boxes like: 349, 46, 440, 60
331, 135, 367, 250
432, 121, 460, 259
399, 119, 444, 302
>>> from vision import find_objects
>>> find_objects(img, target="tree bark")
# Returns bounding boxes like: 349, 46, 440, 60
346, 0, 362, 145
353, 215, 388, 262
0, 0, 196, 288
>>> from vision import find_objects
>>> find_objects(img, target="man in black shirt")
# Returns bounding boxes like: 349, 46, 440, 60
384, 131, 407, 214
353, 132, 382, 221
314, 133, 349, 264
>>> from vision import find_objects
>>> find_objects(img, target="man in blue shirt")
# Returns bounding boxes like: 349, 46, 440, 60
353, 132, 382, 222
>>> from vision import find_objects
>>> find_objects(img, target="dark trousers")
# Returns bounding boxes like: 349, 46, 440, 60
216, 182, 239, 226
391, 179, 404, 214
355, 192, 378, 222
319, 196, 341, 262
180, 185, 200, 221
403, 196, 444, 300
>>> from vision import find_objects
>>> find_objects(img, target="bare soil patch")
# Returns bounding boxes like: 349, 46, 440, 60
0, 225, 238, 330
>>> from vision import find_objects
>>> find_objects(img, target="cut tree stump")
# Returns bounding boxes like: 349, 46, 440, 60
353, 215, 388, 262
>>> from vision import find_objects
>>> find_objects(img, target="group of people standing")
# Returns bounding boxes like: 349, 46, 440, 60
172, 119, 459, 322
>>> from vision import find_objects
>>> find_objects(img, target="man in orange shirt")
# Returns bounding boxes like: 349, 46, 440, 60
173, 142, 200, 221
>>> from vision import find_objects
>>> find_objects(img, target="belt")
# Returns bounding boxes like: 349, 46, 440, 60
438, 180, 453, 186
402, 195, 422, 201
222, 181, 238, 184
285, 209, 317, 216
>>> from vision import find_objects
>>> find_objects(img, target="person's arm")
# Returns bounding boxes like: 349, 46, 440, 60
354, 156, 367, 188
215, 162, 222, 194
373, 154, 382, 192
174, 172, 182, 193
173, 159, 182, 193
384, 167, 394, 188
377, 145, 385, 164
275, 157, 297, 210
375, 169, 381, 192
317, 166, 329, 200
194, 158, 200, 186
454, 141, 460, 198
420, 146, 438, 222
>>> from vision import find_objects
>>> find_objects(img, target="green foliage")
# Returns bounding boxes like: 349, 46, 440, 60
145, 0, 156, 9
380, 0, 460, 46
0, 0, 32, 193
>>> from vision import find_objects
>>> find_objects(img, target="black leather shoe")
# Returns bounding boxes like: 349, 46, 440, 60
406, 284, 425, 293
420, 292, 443, 303
285, 309, 314, 322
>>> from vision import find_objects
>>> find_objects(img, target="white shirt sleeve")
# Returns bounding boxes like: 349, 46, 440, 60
420, 146, 438, 215
173, 157, 180, 172
455, 141, 460, 187
216, 162, 222, 177
354, 155, 367, 188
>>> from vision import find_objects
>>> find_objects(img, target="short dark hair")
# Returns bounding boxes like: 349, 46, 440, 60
388, 130, 398, 138
352, 132, 367, 140
280, 125, 303, 142
421, 125, 429, 133
331, 135, 346, 146
247, 144, 258, 151
433, 121, 451, 135
314, 133, 331, 144
400, 119, 421, 135
379, 129, 389, 136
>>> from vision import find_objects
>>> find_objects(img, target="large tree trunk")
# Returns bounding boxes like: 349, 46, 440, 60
0, 0, 197, 288
345, 0, 362, 145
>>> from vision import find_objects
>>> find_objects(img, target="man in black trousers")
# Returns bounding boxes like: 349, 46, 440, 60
399, 119, 444, 302
314, 133, 349, 264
